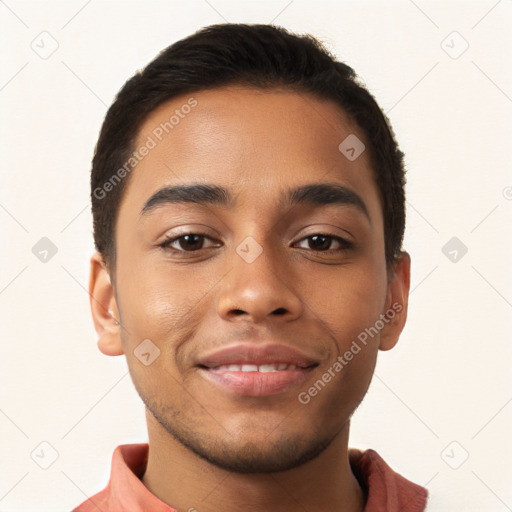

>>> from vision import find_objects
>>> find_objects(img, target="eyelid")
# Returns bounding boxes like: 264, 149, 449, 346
292, 223, 355, 244
156, 223, 220, 243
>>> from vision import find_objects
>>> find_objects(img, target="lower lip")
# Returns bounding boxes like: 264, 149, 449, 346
198, 367, 313, 396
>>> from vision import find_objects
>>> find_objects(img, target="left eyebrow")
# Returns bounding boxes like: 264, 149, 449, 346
286, 183, 371, 223
140, 181, 371, 223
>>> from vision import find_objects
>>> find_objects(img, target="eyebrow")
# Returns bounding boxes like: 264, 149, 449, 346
141, 182, 370, 222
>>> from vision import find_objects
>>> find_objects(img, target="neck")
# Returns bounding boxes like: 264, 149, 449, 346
141, 410, 365, 512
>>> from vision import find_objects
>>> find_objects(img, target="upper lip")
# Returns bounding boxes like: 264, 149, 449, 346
196, 343, 320, 369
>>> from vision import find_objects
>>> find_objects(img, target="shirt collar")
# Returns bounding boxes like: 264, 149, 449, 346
349, 448, 428, 511
75, 443, 428, 512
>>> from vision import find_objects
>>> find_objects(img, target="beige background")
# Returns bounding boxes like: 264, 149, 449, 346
1, 0, 511, 510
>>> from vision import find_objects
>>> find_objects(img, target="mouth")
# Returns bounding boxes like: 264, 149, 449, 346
207, 363, 306, 372
196, 344, 319, 397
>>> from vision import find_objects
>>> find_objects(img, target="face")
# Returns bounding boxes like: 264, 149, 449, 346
90, 86, 410, 473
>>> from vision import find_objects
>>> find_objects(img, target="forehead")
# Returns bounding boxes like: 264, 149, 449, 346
120, 86, 381, 220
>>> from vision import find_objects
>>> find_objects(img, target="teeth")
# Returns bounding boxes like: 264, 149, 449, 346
259, 364, 278, 372
240, 364, 258, 372
213, 363, 299, 372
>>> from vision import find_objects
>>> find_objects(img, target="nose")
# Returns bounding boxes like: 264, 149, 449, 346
216, 241, 304, 324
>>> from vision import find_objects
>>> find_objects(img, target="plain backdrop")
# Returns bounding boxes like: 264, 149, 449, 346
1, 1, 511, 511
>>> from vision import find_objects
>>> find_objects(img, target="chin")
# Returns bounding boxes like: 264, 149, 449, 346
141, 385, 343, 474
163, 411, 335, 473
186, 433, 335, 474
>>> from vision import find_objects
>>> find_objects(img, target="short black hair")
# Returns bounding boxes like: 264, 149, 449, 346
91, 23, 406, 271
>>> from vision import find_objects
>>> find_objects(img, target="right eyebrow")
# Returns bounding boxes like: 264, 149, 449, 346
140, 184, 233, 216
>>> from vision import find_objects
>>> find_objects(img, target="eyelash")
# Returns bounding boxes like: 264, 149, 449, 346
158, 233, 354, 254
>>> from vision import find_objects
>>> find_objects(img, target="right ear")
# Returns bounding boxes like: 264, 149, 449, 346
89, 252, 124, 356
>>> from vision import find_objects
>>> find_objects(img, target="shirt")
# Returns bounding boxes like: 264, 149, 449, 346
73, 443, 428, 512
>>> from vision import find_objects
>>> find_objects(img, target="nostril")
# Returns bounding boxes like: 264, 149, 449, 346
232, 309, 245, 315
272, 308, 287, 315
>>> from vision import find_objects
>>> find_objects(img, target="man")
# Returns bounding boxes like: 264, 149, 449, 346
75, 23, 428, 511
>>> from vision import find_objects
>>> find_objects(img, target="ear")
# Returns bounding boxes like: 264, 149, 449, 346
379, 251, 411, 351
89, 252, 124, 356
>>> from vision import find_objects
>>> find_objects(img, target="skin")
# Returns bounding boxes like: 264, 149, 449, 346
90, 85, 410, 512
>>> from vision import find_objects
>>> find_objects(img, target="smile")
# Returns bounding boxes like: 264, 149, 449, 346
210, 363, 300, 372
195, 342, 320, 396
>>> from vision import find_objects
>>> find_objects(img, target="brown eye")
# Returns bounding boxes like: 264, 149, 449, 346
295, 234, 353, 252
308, 235, 331, 251
176, 234, 205, 251
160, 233, 218, 252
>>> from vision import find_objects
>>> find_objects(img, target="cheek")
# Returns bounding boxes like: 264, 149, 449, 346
115, 260, 216, 350
299, 263, 388, 343
114, 265, 210, 403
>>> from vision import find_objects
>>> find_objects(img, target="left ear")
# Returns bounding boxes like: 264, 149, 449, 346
379, 251, 411, 351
